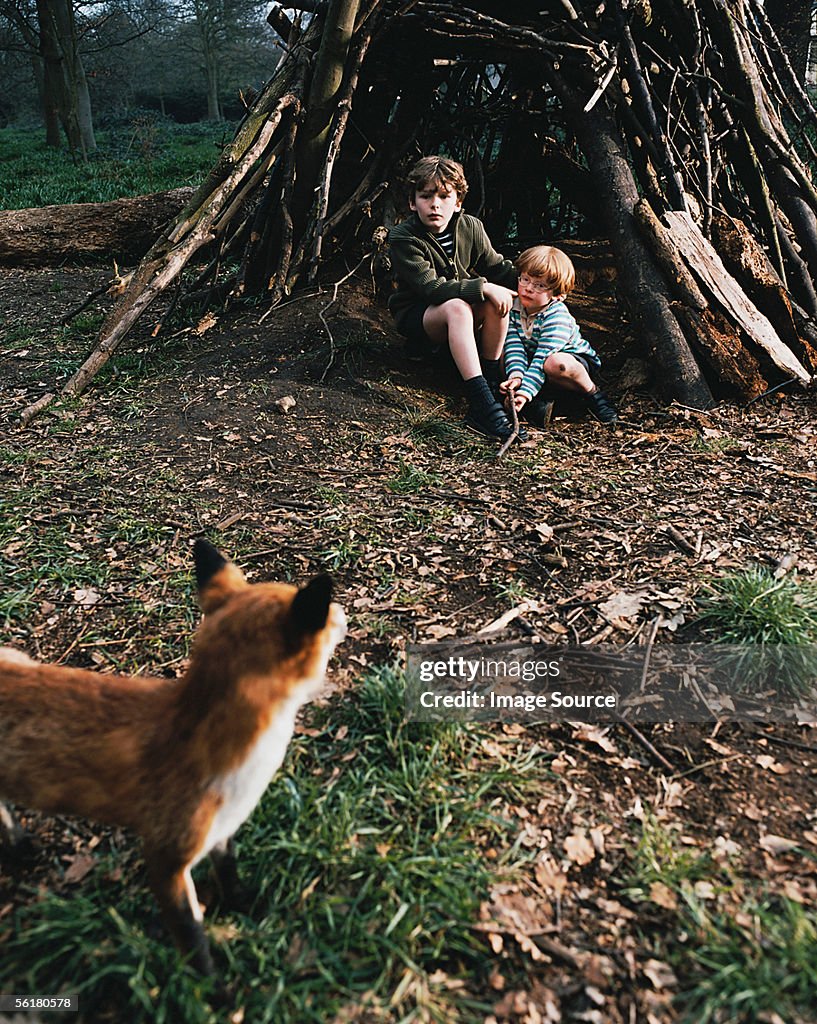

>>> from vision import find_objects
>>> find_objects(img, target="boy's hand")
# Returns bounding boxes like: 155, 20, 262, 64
483, 283, 516, 317
499, 376, 522, 395
511, 392, 528, 411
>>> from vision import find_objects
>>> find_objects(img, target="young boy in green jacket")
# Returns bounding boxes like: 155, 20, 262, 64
388, 156, 520, 441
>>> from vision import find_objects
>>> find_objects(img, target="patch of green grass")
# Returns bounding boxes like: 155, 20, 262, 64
677, 895, 817, 1023
0, 446, 38, 467
494, 578, 529, 606
0, 493, 188, 632
0, 120, 231, 209
0, 666, 545, 1022
624, 811, 717, 897
622, 814, 817, 1024
315, 485, 345, 507
61, 311, 105, 340
695, 567, 817, 696
696, 568, 817, 645
405, 406, 469, 446
351, 611, 395, 640
2, 325, 38, 348
690, 433, 744, 454
387, 461, 442, 495
319, 535, 362, 570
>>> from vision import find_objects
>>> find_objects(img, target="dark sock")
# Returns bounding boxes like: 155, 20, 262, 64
483, 359, 502, 384
464, 374, 494, 405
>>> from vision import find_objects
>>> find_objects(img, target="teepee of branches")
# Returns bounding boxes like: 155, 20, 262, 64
20, 0, 817, 424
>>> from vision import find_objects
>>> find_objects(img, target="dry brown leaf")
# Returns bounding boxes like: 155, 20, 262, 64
534, 522, 554, 543
782, 879, 805, 904
481, 969, 502, 998
598, 590, 648, 619
573, 724, 617, 754
704, 738, 735, 756
534, 857, 568, 896
425, 624, 457, 640
273, 395, 297, 414
759, 834, 799, 856
755, 754, 791, 774
63, 853, 96, 885
693, 881, 716, 900
643, 958, 678, 990
648, 882, 678, 910
513, 930, 547, 962
713, 836, 742, 860
564, 830, 595, 866
194, 311, 218, 335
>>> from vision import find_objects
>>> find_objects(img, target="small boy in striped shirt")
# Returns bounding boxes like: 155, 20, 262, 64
499, 245, 618, 425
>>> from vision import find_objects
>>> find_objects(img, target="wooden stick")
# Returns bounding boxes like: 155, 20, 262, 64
496, 397, 520, 458
614, 716, 676, 774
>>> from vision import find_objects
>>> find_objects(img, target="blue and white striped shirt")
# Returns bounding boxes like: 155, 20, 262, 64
504, 297, 601, 400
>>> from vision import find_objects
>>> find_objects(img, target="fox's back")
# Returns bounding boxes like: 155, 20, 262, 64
0, 649, 180, 824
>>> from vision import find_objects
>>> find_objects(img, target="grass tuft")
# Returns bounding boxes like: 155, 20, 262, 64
387, 460, 442, 495
623, 814, 817, 1024
677, 895, 817, 1023
695, 567, 817, 696
405, 406, 467, 445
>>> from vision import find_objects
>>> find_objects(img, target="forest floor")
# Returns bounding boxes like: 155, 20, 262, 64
1, 263, 817, 1024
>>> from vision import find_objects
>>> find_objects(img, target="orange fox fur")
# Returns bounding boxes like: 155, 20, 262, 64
0, 539, 346, 974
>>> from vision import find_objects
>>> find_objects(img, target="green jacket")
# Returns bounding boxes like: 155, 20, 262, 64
387, 212, 517, 333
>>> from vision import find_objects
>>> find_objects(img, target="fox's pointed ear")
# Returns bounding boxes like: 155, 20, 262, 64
193, 538, 247, 613
289, 574, 333, 634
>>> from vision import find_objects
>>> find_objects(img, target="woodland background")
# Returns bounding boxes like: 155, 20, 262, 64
1, 3, 817, 1024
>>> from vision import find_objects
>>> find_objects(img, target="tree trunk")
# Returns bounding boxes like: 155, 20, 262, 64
36, 0, 96, 156
567, 101, 715, 409
195, 0, 224, 120
293, 0, 362, 231
37, 0, 69, 149
74, 52, 97, 155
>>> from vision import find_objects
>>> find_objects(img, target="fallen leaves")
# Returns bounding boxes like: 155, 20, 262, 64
273, 395, 297, 414
563, 829, 596, 866
72, 587, 101, 607
62, 853, 96, 885
759, 834, 799, 856
755, 754, 792, 775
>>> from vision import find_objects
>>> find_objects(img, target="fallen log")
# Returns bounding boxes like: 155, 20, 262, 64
711, 212, 817, 374
673, 305, 767, 399
0, 188, 195, 266
663, 210, 812, 386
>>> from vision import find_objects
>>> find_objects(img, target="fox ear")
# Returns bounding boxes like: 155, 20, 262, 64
193, 538, 248, 613
289, 574, 333, 634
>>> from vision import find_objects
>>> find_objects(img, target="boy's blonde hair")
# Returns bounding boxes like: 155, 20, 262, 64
406, 156, 469, 202
516, 245, 576, 296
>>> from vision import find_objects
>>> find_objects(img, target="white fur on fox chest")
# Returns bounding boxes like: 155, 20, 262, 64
197, 697, 301, 862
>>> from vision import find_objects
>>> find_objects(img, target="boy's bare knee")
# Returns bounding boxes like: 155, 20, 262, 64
442, 298, 472, 318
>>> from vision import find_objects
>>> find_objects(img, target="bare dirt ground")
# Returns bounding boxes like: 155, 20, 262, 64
2, 264, 817, 1022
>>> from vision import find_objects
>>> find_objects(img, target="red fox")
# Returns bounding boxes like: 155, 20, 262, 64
0, 539, 346, 974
